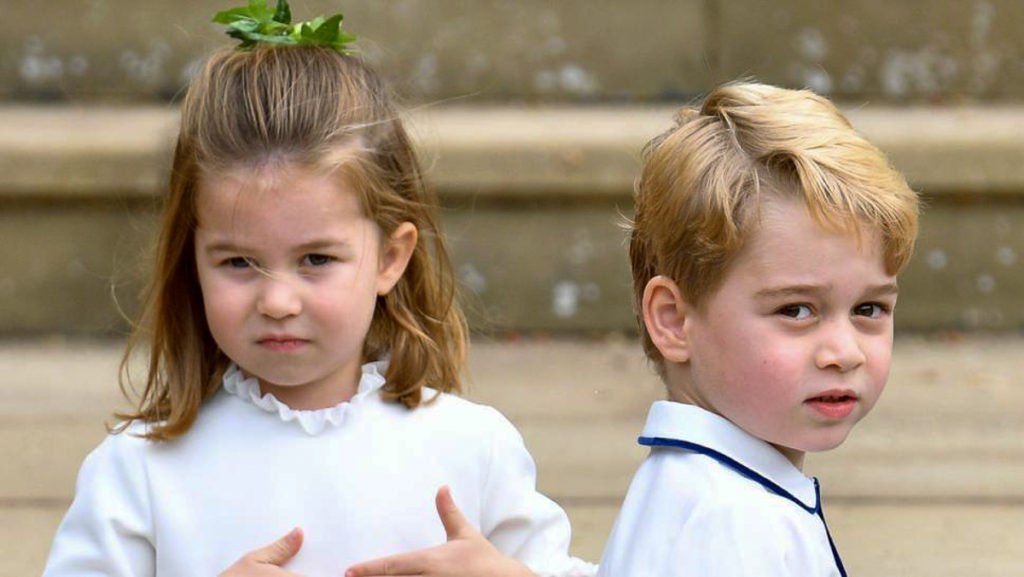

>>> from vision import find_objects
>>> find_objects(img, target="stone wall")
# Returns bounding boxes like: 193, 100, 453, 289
2, 0, 1021, 103
2, 1, 1023, 335
2, 105, 1023, 334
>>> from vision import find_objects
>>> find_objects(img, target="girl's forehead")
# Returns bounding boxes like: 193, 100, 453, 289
199, 160, 311, 191
194, 164, 365, 225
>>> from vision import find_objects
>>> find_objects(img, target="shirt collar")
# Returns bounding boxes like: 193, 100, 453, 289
639, 400, 819, 511
220, 360, 388, 436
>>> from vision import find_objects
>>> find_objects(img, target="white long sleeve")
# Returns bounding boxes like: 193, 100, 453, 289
478, 407, 598, 577
44, 433, 155, 577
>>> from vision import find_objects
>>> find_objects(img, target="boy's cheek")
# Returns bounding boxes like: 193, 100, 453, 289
868, 339, 894, 382
865, 361, 892, 407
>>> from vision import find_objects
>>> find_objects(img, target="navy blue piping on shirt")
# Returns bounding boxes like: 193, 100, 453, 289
639, 436, 848, 577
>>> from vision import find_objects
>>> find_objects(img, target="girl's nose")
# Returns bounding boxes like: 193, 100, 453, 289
256, 276, 302, 319
815, 321, 867, 372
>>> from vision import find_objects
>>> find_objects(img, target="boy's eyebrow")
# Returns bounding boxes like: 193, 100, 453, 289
754, 285, 827, 299
755, 282, 899, 299
863, 281, 901, 297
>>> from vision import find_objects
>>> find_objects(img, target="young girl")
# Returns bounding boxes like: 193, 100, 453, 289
42, 6, 595, 577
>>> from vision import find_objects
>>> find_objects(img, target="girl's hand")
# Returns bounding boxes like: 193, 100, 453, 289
220, 527, 307, 577
344, 486, 537, 577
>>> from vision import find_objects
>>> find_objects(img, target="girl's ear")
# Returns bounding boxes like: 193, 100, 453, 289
642, 275, 692, 363
376, 222, 418, 296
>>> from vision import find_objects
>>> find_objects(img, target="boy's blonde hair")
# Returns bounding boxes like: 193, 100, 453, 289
118, 46, 467, 440
630, 82, 919, 367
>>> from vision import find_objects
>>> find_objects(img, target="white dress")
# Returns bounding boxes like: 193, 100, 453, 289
43, 361, 597, 577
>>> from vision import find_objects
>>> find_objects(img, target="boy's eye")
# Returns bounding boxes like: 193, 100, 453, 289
778, 304, 813, 320
302, 254, 334, 267
854, 302, 889, 318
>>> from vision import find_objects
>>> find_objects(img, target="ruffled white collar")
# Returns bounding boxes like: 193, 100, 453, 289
220, 361, 388, 436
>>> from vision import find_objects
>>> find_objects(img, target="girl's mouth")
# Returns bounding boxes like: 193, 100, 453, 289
258, 337, 308, 352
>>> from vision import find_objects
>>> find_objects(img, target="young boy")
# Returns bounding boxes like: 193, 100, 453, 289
596, 82, 919, 577
345, 82, 916, 577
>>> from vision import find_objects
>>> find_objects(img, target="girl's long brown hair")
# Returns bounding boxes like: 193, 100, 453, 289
116, 46, 467, 440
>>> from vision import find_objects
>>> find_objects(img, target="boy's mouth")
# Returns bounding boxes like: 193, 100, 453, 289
805, 390, 858, 419
810, 393, 856, 403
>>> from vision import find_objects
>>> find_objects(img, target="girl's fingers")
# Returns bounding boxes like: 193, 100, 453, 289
434, 486, 474, 541
345, 551, 424, 576
345, 488, 481, 577
245, 527, 304, 566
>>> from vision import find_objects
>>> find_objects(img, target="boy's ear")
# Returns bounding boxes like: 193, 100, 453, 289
377, 222, 418, 296
642, 275, 692, 363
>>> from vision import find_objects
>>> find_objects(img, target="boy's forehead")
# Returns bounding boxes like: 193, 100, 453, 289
747, 194, 881, 245
729, 197, 889, 278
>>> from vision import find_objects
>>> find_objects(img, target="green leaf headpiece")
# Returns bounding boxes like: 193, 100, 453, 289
213, 0, 357, 53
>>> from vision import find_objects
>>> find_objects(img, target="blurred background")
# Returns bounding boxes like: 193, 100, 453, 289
2, 1, 1022, 575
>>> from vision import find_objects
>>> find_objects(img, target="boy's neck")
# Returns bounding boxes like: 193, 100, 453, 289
769, 443, 805, 470
664, 370, 806, 470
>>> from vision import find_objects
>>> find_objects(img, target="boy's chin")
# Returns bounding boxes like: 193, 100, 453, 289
772, 427, 857, 457
796, 431, 855, 454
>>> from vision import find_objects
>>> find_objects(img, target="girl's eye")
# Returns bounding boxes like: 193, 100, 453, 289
778, 304, 813, 320
226, 257, 254, 269
302, 254, 334, 267
854, 302, 889, 318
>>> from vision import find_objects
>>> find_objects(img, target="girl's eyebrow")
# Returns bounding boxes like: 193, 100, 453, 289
294, 239, 351, 252
202, 238, 351, 254
202, 240, 245, 255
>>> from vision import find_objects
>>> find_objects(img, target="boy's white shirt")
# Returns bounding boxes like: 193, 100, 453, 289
42, 361, 596, 577
597, 401, 845, 577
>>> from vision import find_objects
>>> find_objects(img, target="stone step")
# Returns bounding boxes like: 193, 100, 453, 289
11, 502, 1024, 577
3, 1, 1022, 103
2, 105, 1024, 334
7, 336, 1024, 576
5, 105, 1024, 197
5, 336, 1024, 501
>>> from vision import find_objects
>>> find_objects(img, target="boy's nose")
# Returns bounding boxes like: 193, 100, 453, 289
814, 321, 867, 372
256, 275, 302, 319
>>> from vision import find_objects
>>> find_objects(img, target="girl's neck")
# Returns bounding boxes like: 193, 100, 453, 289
252, 364, 362, 410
